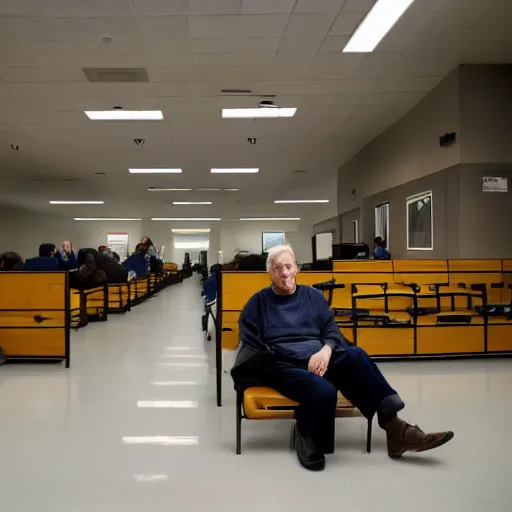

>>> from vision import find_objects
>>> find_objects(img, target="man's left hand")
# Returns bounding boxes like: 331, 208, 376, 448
308, 345, 332, 377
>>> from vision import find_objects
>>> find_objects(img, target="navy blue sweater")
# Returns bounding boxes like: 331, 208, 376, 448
239, 285, 349, 362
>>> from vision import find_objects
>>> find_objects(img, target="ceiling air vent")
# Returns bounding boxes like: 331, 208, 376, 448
82, 68, 149, 83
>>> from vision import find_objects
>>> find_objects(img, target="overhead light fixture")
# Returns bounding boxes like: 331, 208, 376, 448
148, 188, 192, 191
151, 218, 221, 221
173, 201, 212, 205
171, 229, 211, 234
240, 217, 301, 221
74, 217, 141, 221
222, 108, 297, 119
134, 474, 169, 482
342, 0, 417, 53
196, 188, 221, 191
210, 168, 259, 174
224, 188, 240, 192
129, 168, 182, 174
85, 110, 163, 120
274, 200, 329, 204
50, 201, 104, 205
122, 436, 198, 446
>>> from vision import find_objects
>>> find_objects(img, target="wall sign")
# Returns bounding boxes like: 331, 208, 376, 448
482, 177, 508, 192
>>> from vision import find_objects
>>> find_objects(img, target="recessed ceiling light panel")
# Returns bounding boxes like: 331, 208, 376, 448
85, 110, 163, 120
130, 169, 182, 174
210, 168, 259, 174
50, 201, 104, 205
240, 217, 301, 221
274, 200, 329, 204
222, 108, 297, 119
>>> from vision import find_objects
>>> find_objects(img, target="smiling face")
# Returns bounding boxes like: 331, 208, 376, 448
269, 250, 298, 295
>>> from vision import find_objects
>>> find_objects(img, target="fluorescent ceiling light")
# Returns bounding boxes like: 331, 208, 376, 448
240, 217, 301, 221
130, 168, 182, 174
343, 0, 416, 53
50, 201, 104, 205
74, 217, 141, 221
211, 168, 258, 174
122, 436, 198, 446
171, 229, 211, 234
149, 188, 192, 191
274, 200, 329, 204
222, 108, 297, 119
224, 188, 240, 191
134, 475, 169, 482
137, 400, 198, 409
152, 218, 221, 221
173, 201, 212, 205
85, 110, 163, 120
196, 188, 221, 191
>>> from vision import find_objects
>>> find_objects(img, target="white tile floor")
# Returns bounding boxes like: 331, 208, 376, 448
1, 276, 511, 511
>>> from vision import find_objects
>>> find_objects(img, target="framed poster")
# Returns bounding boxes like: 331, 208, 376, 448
262, 231, 285, 253
406, 191, 433, 250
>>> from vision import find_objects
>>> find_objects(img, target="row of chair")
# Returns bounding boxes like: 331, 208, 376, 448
212, 259, 512, 453
0, 265, 183, 366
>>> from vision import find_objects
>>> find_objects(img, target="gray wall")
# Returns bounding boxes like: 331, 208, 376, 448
338, 68, 461, 215
313, 216, 339, 241
460, 65, 512, 164
336, 65, 512, 259
340, 208, 361, 243
362, 168, 459, 259
457, 165, 512, 258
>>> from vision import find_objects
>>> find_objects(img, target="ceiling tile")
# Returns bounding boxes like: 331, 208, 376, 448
319, 36, 349, 51
90, 0, 133, 15
129, 0, 188, 15
144, 39, 193, 55
241, 0, 296, 14
188, 0, 241, 15
329, 11, 366, 36
342, 0, 376, 13
147, 67, 195, 81
0, 66, 88, 82
42, 0, 97, 17
51, 18, 104, 42
190, 37, 280, 54
0, 0, 46, 16
193, 53, 275, 67
189, 15, 289, 38
95, 17, 143, 41
0, 18, 59, 42
0, 43, 39, 66
136, 16, 190, 38
294, 0, 346, 14
284, 13, 338, 37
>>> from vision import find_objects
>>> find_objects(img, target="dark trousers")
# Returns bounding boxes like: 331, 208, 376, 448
263, 347, 405, 454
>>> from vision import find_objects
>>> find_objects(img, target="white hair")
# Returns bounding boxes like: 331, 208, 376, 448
266, 244, 297, 272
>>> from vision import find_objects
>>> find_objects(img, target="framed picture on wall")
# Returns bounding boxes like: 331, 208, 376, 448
406, 191, 433, 250
262, 231, 285, 253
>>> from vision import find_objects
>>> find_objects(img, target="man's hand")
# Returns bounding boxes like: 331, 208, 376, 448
308, 345, 332, 377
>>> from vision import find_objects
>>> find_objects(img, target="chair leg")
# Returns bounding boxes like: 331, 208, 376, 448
236, 389, 243, 455
366, 417, 372, 453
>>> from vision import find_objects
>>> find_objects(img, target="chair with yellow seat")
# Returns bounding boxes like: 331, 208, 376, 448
236, 386, 371, 455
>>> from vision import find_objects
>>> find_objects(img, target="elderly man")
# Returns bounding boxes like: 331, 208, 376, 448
233, 245, 453, 471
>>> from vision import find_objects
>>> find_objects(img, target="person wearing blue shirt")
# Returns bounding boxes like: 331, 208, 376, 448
374, 236, 391, 260
233, 245, 453, 471
24, 243, 60, 271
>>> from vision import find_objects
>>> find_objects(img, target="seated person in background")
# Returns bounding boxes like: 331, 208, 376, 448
0, 252, 24, 270
374, 236, 391, 260
141, 236, 157, 258
232, 245, 453, 471
56, 240, 78, 270
237, 253, 267, 271
24, 243, 60, 271
96, 251, 130, 283
123, 243, 149, 277
70, 250, 107, 289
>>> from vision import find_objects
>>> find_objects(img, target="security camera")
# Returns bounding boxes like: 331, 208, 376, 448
247, 137, 257, 145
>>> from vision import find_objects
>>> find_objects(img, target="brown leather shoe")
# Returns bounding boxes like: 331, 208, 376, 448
385, 417, 454, 458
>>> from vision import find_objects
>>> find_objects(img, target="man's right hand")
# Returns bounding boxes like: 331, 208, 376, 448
308, 345, 332, 377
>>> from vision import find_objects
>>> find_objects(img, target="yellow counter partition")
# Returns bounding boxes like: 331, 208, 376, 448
216, 263, 512, 406
108, 283, 131, 313
0, 272, 70, 366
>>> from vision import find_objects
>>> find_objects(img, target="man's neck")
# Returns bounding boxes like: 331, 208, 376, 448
272, 284, 297, 296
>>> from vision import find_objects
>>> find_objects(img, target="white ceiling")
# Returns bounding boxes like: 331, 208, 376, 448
1, 0, 512, 220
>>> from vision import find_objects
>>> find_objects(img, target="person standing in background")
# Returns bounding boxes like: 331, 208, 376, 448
141, 236, 157, 259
